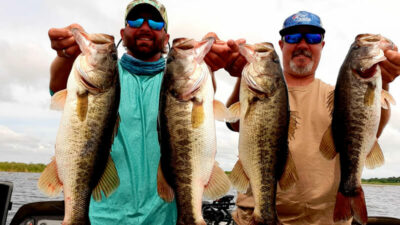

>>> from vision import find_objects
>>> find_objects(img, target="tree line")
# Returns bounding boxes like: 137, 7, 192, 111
362, 177, 400, 184
0, 162, 46, 173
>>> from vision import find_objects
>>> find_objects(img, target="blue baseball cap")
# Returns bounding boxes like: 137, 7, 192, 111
279, 11, 325, 36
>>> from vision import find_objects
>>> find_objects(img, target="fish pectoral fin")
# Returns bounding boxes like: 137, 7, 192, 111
278, 151, 298, 191
92, 156, 120, 202
288, 111, 299, 140
227, 102, 241, 123
50, 89, 68, 111
157, 163, 175, 202
319, 125, 338, 159
191, 102, 205, 128
365, 140, 385, 169
214, 100, 236, 122
327, 89, 334, 117
229, 160, 249, 193
364, 84, 376, 106
76, 91, 89, 122
204, 162, 231, 200
37, 157, 63, 196
381, 89, 396, 109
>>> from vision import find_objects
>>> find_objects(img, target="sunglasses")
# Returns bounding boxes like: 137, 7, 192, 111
126, 18, 165, 31
283, 33, 323, 44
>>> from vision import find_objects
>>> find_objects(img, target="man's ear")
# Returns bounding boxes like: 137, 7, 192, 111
164, 33, 170, 47
120, 29, 125, 45
279, 39, 284, 50
321, 40, 325, 48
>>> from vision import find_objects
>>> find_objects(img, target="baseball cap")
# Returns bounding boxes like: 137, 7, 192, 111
125, 0, 168, 32
279, 11, 325, 36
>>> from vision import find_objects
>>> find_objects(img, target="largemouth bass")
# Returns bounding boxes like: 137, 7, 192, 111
320, 34, 395, 225
38, 29, 120, 225
157, 37, 231, 225
228, 43, 298, 225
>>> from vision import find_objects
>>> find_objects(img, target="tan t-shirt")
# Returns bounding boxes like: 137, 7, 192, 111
233, 79, 352, 225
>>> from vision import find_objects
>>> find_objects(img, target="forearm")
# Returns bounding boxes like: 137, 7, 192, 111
49, 56, 75, 93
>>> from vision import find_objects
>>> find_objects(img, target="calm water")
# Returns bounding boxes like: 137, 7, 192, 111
1, 172, 399, 225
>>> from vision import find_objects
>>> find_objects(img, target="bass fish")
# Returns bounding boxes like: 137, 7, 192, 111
320, 34, 395, 225
157, 37, 232, 225
38, 29, 120, 225
229, 43, 298, 225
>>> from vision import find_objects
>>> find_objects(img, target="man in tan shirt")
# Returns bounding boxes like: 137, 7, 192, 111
205, 11, 400, 225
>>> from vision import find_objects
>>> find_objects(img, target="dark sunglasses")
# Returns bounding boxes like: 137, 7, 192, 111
126, 18, 165, 31
283, 33, 323, 44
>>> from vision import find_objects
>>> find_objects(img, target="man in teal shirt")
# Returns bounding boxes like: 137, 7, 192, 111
48, 0, 176, 224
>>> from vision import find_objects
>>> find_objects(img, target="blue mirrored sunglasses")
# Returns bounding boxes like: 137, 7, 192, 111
284, 33, 323, 44
126, 18, 165, 31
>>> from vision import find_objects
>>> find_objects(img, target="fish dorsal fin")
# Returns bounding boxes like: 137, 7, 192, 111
37, 157, 63, 196
365, 140, 385, 169
278, 151, 298, 191
319, 125, 338, 159
204, 162, 231, 200
92, 156, 120, 201
50, 89, 68, 111
228, 160, 249, 193
381, 89, 396, 109
157, 163, 175, 202
227, 102, 241, 123
327, 89, 334, 117
288, 111, 299, 140
195, 37, 215, 63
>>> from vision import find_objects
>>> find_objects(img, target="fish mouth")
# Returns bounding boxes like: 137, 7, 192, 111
179, 63, 208, 101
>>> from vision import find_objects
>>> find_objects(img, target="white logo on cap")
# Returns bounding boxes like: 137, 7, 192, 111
293, 12, 311, 22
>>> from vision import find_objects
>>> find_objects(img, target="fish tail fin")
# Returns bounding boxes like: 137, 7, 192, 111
157, 163, 175, 202
351, 187, 368, 225
204, 162, 231, 200
278, 151, 298, 191
229, 160, 249, 193
333, 191, 352, 223
92, 155, 120, 201
37, 157, 63, 196
365, 140, 384, 169
319, 125, 338, 159
50, 89, 67, 111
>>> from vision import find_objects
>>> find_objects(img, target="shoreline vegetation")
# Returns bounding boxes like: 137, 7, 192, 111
1, 162, 399, 186
0, 162, 46, 173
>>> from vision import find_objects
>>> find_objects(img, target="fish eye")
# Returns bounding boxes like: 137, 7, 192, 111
352, 45, 360, 50
111, 53, 118, 60
273, 57, 280, 63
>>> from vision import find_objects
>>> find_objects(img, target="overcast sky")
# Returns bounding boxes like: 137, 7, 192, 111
1, 0, 399, 179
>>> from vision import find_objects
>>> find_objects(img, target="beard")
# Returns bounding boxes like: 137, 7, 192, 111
290, 49, 314, 75
289, 60, 314, 75
125, 35, 166, 60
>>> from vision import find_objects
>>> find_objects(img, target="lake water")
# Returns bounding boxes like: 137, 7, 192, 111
1, 172, 399, 225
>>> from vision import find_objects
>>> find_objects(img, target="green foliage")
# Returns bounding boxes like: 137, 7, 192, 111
362, 177, 400, 185
0, 162, 46, 173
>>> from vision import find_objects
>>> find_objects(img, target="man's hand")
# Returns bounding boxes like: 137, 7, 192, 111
380, 46, 400, 89
203, 32, 247, 77
49, 23, 85, 59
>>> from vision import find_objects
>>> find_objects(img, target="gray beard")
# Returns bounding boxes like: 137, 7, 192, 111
289, 60, 314, 75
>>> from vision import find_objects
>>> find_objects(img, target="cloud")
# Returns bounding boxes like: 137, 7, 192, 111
0, 125, 54, 163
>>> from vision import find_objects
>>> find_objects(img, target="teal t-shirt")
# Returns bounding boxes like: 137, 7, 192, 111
88, 62, 177, 224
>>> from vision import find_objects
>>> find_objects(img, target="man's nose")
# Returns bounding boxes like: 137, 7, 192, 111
297, 38, 308, 48
139, 20, 151, 31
